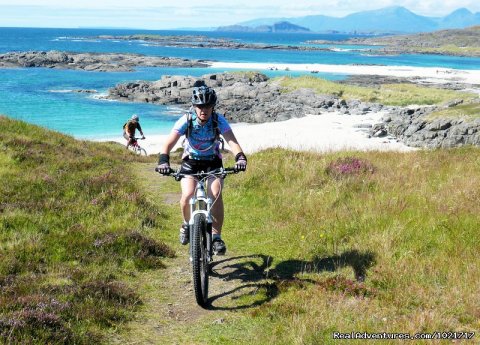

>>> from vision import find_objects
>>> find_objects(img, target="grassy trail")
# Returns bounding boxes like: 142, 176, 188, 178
108, 163, 272, 344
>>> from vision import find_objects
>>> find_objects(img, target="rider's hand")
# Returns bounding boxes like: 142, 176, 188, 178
234, 152, 247, 172
156, 163, 170, 175
141, 135, 145, 140
157, 153, 170, 175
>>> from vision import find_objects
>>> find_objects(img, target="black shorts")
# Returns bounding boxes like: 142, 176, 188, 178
180, 157, 223, 175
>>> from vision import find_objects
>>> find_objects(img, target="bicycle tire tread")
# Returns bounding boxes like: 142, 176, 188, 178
191, 213, 209, 307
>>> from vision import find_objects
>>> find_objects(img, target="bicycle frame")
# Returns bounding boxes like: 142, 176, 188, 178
128, 137, 146, 155
162, 167, 237, 258
129, 137, 142, 148
188, 176, 214, 263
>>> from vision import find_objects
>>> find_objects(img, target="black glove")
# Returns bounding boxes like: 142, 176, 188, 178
234, 152, 247, 171
156, 153, 171, 175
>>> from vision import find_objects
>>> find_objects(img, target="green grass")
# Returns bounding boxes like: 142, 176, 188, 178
412, 45, 480, 57
276, 75, 478, 106
0, 116, 174, 344
427, 102, 480, 121
153, 147, 480, 344
3, 116, 480, 344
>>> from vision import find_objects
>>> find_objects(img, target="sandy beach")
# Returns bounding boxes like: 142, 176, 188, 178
210, 62, 480, 85
106, 111, 415, 155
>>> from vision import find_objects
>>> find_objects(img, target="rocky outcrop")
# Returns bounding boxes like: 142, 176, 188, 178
0, 51, 209, 72
106, 72, 385, 123
375, 105, 480, 148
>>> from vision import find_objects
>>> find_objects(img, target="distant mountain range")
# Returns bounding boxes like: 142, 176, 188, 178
218, 6, 480, 34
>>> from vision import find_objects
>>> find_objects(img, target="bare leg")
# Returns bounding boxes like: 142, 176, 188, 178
180, 177, 196, 223
208, 177, 224, 235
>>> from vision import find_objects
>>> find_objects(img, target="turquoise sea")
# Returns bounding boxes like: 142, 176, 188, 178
1, 27, 480, 139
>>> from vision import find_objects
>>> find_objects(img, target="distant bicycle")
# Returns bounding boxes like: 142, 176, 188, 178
127, 137, 147, 156
156, 166, 240, 307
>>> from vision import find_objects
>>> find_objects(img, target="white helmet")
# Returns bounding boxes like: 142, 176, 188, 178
131, 114, 139, 121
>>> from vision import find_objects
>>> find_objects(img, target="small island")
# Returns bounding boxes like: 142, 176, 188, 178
216, 21, 311, 33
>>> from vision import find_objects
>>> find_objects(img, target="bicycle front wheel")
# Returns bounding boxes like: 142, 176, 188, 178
191, 213, 209, 307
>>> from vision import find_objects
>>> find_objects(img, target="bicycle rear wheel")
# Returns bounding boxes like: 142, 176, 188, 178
191, 213, 209, 307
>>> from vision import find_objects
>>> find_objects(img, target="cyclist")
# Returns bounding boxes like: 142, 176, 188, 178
123, 114, 145, 148
156, 81, 247, 255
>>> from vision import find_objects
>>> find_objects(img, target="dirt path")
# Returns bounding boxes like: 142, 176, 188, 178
107, 163, 273, 344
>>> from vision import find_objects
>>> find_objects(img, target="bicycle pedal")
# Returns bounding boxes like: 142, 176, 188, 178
213, 249, 226, 256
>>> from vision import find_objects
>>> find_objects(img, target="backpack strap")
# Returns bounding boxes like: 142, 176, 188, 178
213, 112, 225, 151
212, 112, 220, 140
186, 111, 193, 139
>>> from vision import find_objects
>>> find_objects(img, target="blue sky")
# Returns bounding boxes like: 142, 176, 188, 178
1, 0, 479, 29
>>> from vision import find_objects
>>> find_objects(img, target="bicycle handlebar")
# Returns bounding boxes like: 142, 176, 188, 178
154, 167, 240, 180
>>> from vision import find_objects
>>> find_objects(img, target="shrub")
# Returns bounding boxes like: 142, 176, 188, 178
325, 156, 375, 178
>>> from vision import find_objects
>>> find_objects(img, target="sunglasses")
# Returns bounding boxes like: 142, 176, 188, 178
195, 104, 213, 109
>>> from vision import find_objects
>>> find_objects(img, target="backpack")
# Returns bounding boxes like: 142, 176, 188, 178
123, 120, 137, 134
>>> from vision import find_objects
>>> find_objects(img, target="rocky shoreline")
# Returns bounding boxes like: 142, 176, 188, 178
95, 33, 480, 56
0, 51, 209, 72
379, 106, 480, 148
105, 72, 480, 149
95, 35, 337, 52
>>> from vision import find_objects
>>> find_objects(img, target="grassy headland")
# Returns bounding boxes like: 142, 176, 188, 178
337, 26, 480, 57
0, 116, 174, 344
277, 75, 479, 111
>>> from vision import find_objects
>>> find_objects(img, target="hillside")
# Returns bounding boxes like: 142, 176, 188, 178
0, 116, 174, 344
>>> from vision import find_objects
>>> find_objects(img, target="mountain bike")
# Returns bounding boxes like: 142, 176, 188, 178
156, 166, 239, 307
128, 137, 147, 156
